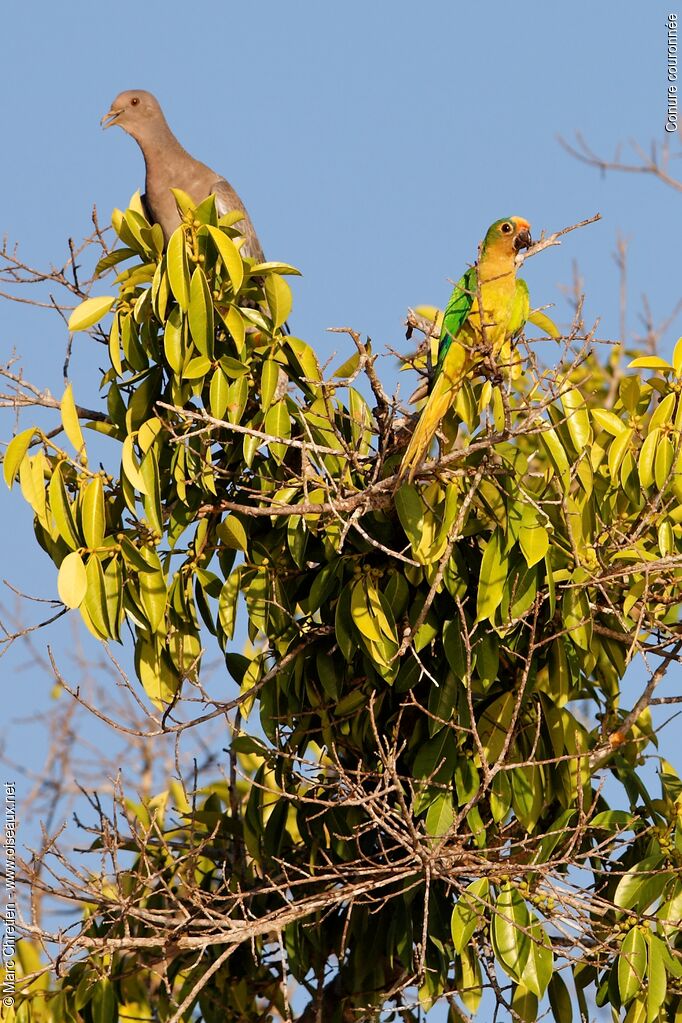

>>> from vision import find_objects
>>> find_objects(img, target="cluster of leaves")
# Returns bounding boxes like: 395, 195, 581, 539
3, 196, 682, 1022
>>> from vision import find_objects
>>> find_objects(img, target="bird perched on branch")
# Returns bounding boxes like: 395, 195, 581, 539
398, 216, 534, 483
101, 90, 264, 261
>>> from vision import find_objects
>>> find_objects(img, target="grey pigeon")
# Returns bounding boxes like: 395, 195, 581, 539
101, 90, 264, 261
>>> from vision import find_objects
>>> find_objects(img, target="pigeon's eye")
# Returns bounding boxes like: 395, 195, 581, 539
500, 222, 513, 234
131, 97, 140, 107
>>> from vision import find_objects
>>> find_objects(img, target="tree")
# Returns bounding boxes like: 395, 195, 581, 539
1, 186, 682, 1023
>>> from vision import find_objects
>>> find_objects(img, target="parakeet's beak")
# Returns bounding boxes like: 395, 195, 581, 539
100, 108, 122, 129
514, 227, 532, 252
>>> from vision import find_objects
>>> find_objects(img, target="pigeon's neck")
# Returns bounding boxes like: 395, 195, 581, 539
134, 121, 189, 169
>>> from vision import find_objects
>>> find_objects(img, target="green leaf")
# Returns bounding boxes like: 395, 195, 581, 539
618, 926, 647, 1003
561, 388, 592, 450
456, 944, 482, 1014
492, 885, 552, 998
655, 434, 674, 491
3, 427, 36, 488
412, 728, 456, 781
562, 584, 592, 651
511, 985, 538, 1023
264, 399, 290, 463
547, 973, 573, 1023
592, 407, 626, 436
614, 854, 669, 911
477, 692, 514, 763
528, 308, 560, 338
492, 884, 528, 986
166, 227, 190, 310
188, 265, 214, 358
163, 306, 185, 373
540, 426, 571, 492
58, 551, 87, 608
261, 359, 281, 411
217, 516, 248, 552
451, 878, 489, 954
140, 447, 163, 535
121, 435, 148, 495
49, 465, 81, 549
590, 810, 634, 831
249, 260, 302, 276
519, 523, 549, 569
209, 367, 230, 419
443, 618, 468, 679
80, 477, 105, 549
627, 356, 673, 370
218, 569, 242, 641
646, 933, 667, 1022
476, 528, 506, 622
91, 979, 116, 1023
227, 376, 249, 425
206, 225, 244, 292
264, 273, 293, 329
182, 354, 212, 380
83, 555, 109, 638
68, 295, 115, 333
61, 384, 86, 457
638, 428, 659, 489
137, 547, 167, 633
425, 792, 454, 836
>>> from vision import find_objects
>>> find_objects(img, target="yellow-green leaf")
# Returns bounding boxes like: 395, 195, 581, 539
519, 524, 549, 569
649, 391, 676, 432
476, 528, 506, 622
528, 308, 560, 338
592, 408, 626, 436
264, 399, 290, 463
137, 548, 167, 633
261, 359, 281, 411
121, 436, 148, 495
163, 306, 185, 373
618, 926, 647, 1003
58, 551, 87, 608
206, 225, 244, 293
209, 368, 229, 419
451, 878, 490, 954
188, 265, 214, 358
49, 465, 81, 549
166, 227, 190, 311
627, 356, 673, 371
655, 435, 674, 491
561, 388, 592, 450
217, 516, 248, 552
264, 273, 293, 329
673, 335, 682, 376
68, 295, 115, 333
83, 554, 109, 638
540, 427, 571, 492
3, 428, 36, 488
81, 477, 105, 548
608, 427, 634, 479
61, 384, 86, 458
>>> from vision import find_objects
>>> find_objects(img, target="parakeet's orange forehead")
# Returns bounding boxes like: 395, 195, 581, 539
510, 216, 531, 232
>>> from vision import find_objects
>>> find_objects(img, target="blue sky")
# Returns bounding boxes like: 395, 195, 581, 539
0, 2, 679, 1018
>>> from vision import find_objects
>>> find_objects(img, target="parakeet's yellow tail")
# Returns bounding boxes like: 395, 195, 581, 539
398, 342, 468, 482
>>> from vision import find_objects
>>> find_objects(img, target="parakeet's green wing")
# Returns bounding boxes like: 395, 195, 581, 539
436, 266, 477, 376
509, 278, 530, 339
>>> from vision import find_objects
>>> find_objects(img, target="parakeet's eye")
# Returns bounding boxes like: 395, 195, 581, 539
500, 222, 513, 234
131, 97, 140, 106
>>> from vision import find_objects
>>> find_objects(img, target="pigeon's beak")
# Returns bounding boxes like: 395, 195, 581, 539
514, 227, 532, 252
100, 108, 122, 129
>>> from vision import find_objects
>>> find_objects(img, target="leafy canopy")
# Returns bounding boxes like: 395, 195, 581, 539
3, 193, 682, 1022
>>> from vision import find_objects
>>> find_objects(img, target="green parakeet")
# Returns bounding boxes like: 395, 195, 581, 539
399, 216, 534, 482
